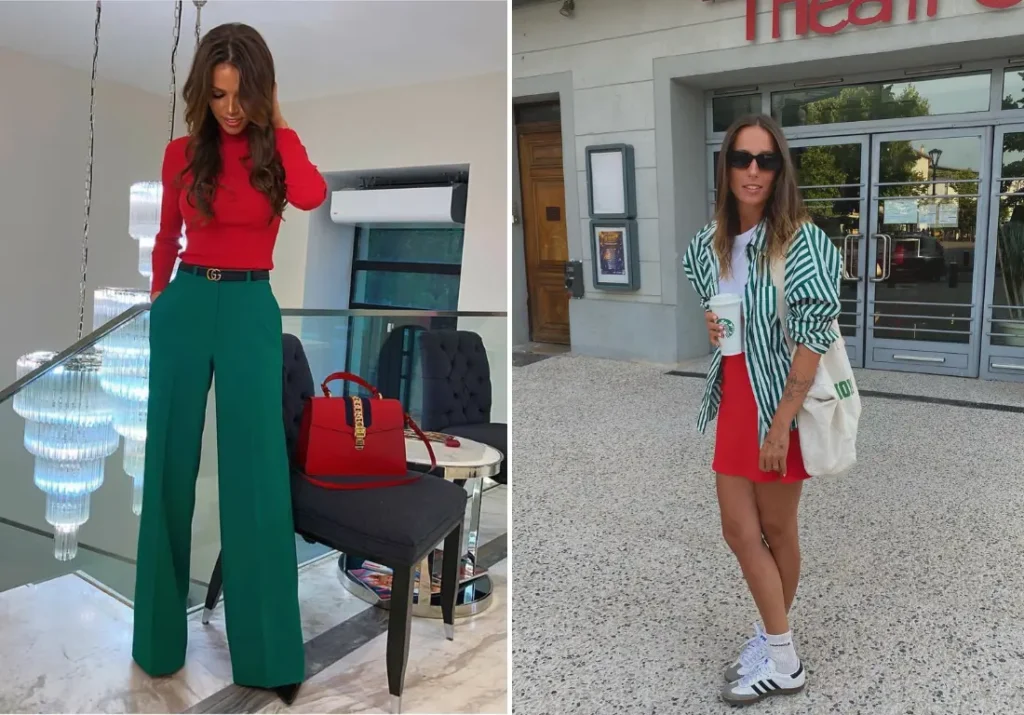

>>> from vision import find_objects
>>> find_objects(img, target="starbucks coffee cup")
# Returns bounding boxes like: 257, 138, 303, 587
707, 293, 743, 356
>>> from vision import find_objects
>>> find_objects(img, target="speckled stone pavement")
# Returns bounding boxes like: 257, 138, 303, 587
511, 354, 1024, 715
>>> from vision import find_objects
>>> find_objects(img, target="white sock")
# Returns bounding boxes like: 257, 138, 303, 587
765, 630, 800, 675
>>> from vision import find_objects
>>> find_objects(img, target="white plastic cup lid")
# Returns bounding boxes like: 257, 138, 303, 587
708, 293, 741, 308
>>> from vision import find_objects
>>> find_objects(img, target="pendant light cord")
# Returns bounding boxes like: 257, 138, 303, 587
168, 1, 183, 142
77, 0, 102, 341
194, 0, 207, 51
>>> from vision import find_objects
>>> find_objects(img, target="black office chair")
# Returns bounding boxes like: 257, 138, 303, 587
201, 334, 467, 713
418, 330, 507, 485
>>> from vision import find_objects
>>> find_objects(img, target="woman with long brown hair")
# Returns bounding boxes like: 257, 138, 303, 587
682, 114, 842, 704
132, 23, 326, 704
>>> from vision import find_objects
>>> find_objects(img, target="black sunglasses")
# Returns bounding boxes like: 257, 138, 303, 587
726, 150, 782, 172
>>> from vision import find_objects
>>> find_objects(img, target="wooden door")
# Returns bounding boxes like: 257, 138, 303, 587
517, 123, 570, 345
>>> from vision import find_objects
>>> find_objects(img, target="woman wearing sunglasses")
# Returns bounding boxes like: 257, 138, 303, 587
682, 114, 842, 705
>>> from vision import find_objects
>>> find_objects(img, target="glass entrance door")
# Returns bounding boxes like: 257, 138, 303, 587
981, 124, 1024, 381
789, 136, 870, 368
865, 128, 993, 376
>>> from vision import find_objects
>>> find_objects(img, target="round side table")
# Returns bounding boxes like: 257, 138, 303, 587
339, 434, 503, 619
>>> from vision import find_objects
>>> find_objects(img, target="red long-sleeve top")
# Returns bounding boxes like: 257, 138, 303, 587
151, 127, 328, 293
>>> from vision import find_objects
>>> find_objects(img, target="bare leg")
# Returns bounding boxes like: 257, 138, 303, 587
754, 480, 804, 615
716, 474, 788, 636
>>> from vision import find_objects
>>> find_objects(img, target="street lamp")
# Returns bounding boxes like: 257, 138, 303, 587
928, 148, 943, 196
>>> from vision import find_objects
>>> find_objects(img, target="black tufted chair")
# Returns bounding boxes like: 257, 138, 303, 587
418, 330, 507, 485
375, 323, 426, 414
201, 334, 467, 713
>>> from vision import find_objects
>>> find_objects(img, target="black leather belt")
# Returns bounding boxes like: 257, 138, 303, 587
179, 263, 270, 282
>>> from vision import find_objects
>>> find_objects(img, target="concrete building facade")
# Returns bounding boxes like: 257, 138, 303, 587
512, 0, 1024, 381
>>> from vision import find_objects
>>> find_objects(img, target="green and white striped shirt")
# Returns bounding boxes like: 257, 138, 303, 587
681, 220, 843, 444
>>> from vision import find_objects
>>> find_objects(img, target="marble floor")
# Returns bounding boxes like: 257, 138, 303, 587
0, 485, 507, 714
511, 353, 1024, 715
256, 559, 507, 715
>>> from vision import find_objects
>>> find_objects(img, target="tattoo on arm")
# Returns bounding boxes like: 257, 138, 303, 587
781, 373, 813, 403
770, 346, 823, 433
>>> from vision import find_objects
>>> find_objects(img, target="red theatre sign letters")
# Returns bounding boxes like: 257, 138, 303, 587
746, 0, 1023, 41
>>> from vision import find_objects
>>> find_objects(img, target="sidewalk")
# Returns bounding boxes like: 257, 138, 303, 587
511, 353, 1024, 715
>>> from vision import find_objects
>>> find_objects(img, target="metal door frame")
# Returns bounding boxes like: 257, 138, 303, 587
980, 123, 1024, 382
865, 126, 993, 377
786, 135, 871, 368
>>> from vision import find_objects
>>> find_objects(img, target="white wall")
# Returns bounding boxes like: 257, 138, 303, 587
272, 72, 509, 421
0, 47, 164, 368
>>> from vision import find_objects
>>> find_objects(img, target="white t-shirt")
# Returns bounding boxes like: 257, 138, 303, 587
717, 225, 757, 297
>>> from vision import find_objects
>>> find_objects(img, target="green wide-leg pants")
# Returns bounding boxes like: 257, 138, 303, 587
132, 270, 304, 687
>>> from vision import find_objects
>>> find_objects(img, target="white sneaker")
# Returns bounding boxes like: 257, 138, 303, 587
724, 623, 767, 682
720, 657, 806, 706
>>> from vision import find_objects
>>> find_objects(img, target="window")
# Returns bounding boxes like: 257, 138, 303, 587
515, 101, 561, 125
345, 225, 464, 403
349, 226, 464, 310
1004, 68, 1024, 111
712, 93, 762, 132
771, 72, 991, 127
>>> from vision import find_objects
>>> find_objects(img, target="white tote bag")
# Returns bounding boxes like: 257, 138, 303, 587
771, 257, 861, 476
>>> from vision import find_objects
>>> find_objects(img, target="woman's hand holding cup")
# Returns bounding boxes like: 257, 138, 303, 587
705, 310, 723, 347
706, 293, 743, 355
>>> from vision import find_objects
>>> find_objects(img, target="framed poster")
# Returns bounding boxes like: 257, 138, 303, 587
585, 144, 636, 219
590, 219, 640, 291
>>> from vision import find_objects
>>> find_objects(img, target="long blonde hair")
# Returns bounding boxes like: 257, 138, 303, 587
713, 114, 807, 277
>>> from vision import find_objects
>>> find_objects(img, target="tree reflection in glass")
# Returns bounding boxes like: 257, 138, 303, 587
995, 129, 1024, 346
1002, 70, 1024, 112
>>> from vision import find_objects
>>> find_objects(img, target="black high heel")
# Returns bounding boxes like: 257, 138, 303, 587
274, 683, 301, 706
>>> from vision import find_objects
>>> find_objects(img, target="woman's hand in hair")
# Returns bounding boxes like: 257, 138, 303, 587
271, 84, 288, 130
759, 428, 789, 476
705, 310, 723, 347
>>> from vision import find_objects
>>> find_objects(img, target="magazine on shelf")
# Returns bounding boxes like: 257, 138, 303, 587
350, 549, 487, 603
360, 560, 392, 574
350, 569, 392, 599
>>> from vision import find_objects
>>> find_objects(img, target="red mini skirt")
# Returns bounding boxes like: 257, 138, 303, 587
712, 354, 811, 483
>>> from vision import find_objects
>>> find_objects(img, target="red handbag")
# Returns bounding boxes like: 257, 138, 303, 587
297, 371, 436, 490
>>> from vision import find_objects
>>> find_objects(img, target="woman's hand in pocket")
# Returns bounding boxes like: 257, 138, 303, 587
705, 310, 723, 347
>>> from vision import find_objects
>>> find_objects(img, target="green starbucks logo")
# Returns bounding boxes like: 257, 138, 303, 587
716, 318, 736, 338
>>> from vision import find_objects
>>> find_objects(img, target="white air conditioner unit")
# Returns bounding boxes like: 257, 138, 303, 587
330, 184, 468, 225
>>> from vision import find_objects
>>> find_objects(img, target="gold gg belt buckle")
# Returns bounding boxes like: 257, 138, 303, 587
206, 268, 222, 282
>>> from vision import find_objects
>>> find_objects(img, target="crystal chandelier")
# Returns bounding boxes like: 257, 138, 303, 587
128, 181, 187, 283
92, 186, 186, 515
131, 181, 162, 280
13, 351, 119, 560
93, 288, 151, 515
